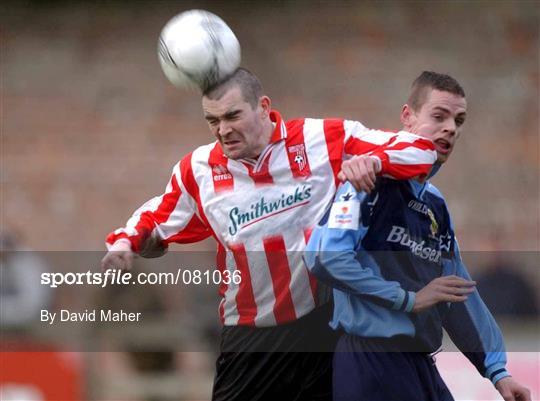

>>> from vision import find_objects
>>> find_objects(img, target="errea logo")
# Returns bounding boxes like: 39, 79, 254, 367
212, 165, 233, 182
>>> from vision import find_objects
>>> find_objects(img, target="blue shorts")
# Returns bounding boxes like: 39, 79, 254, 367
333, 334, 454, 401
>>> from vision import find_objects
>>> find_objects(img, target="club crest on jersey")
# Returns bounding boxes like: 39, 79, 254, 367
287, 144, 311, 178
427, 209, 439, 237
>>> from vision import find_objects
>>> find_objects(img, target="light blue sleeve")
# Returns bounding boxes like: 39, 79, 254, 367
442, 237, 510, 385
304, 182, 415, 312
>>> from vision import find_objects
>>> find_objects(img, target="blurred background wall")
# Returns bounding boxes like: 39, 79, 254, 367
3, 0, 538, 253
2, 1, 539, 400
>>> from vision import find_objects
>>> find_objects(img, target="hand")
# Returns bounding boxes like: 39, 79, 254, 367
101, 240, 134, 272
495, 377, 531, 401
337, 155, 380, 193
412, 275, 476, 313
139, 232, 168, 258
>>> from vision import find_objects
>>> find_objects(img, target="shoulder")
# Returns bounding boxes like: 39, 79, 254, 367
176, 141, 220, 178
285, 117, 306, 130
180, 141, 222, 167
285, 117, 351, 133
424, 182, 451, 224
190, 141, 219, 161
424, 182, 446, 202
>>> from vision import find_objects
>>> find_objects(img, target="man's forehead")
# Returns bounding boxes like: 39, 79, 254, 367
202, 86, 245, 112
424, 89, 467, 113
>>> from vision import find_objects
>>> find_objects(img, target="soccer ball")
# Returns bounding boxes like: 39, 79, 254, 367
158, 10, 241, 91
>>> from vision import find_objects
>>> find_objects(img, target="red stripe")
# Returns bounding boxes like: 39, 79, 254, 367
163, 214, 212, 244
379, 163, 434, 180
180, 154, 201, 205
303, 228, 318, 305
323, 119, 346, 187
208, 143, 234, 193
243, 155, 274, 186
303, 228, 313, 242
347, 135, 435, 179
229, 243, 257, 326
129, 172, 182, 252
106, 231, 128, 246
370, 137, 435, 179
216, 243, 227, 324
385, 137, 435, 152
284, 119, 311, 179
269, 110, 285, 143
343, 136, 388, 156
263, 236, 297, 324
180, 153, 218, 239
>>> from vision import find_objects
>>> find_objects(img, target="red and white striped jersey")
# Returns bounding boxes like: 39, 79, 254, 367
106, 110, 436, 327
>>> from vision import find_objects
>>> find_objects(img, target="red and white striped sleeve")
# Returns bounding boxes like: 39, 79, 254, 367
342, 120, 437, 179
105, 154, 212, 253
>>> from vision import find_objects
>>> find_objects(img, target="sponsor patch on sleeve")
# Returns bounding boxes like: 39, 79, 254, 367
328, 195, 360, 230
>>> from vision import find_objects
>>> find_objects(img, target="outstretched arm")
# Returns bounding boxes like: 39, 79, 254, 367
101, 154, 212, 271
337, 120, 436, 192
442, 240, 530, 399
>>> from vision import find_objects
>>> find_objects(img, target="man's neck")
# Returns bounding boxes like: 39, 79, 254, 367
250, 120, 275, 160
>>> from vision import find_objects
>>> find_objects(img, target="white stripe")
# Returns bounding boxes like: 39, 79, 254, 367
386, 147, 437, 165
303, 118, 326, 165
281, 119, 287, 139
303, 118, 337, 225
116, 152, 207, 241
156, 163, 200, 240
191, 143, 214, 182
123, 197, 161, 237
223, 250, 240, 326
282, 230, 316, 318
388, 130, 427, 145
344, 120, 396, 145
267, 141, 294, 184
248, 242, 277, 327
229, 161, 254, 192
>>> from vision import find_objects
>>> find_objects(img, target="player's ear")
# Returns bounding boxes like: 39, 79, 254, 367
401, 104, 414, 131
259, 96, 271, 119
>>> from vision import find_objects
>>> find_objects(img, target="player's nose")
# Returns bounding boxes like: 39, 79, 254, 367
442, 119, 457, 137
218, 120, 233, 137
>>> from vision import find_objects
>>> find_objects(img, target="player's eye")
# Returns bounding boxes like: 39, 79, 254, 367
456, 118, 465, 126
226, 112, 240, 120
432, 114, 443, 122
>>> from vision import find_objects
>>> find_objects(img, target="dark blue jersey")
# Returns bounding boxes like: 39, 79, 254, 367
305, 178, 509, 385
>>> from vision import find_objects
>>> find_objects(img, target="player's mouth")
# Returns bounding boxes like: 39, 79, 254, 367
223, 139, 242, 148
434, 139, 452, 155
